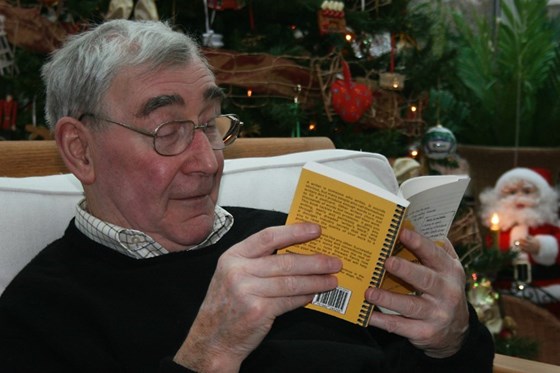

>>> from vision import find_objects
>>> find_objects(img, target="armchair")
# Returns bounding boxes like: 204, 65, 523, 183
0, 138, 558, 373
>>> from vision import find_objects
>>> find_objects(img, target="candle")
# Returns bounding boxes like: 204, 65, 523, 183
490, 213, 500, 249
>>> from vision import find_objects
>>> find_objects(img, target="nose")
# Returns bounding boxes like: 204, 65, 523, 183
179, 129, 220, 174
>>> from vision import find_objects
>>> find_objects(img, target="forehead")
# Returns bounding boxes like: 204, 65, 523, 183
106, 61, 221, 115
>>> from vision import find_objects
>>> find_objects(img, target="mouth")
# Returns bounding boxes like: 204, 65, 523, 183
170, 192, 210, 202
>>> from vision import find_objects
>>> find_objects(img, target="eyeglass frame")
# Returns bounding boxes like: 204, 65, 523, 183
79, 113, 243, 156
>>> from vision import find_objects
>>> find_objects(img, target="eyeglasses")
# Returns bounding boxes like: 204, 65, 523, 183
80, 113, 243, 156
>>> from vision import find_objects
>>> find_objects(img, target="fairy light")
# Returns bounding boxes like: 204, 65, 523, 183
308, 121, 317, 131
247, 89, 253, 97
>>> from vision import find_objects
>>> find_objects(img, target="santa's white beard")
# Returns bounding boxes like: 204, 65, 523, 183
491, 196, 552, 230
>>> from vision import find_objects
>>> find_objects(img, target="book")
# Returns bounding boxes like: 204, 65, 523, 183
277, 161, 470, 326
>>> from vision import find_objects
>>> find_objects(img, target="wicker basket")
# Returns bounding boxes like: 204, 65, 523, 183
500, 294, 560, 366
448, 207, 484, 266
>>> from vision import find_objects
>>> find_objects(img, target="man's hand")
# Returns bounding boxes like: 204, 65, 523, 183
173, 222, 342, 372
365, 229, 469, 358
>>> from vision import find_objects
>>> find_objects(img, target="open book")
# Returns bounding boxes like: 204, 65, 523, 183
277, 161, 469, 326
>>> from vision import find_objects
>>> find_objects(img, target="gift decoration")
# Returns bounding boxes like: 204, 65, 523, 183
318, 1, 346, 35
330, 60, 373, 123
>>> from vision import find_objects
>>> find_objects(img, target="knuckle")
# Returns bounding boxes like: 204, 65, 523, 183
278, 254, 296, 273
385, 318, 400, 334
403, 297, 423, 318
282, 276, 299, 293
418, 273, 437, 291
258, 227, 276, 246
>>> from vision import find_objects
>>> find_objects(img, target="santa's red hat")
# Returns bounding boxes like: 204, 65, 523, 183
495, 167, 553, 193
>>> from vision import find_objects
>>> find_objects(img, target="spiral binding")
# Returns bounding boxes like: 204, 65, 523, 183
356, 203, 407, 327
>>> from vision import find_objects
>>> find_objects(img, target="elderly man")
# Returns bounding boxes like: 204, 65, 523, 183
0, 20, 493, 372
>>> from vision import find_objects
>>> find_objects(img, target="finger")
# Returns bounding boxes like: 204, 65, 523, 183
439, 238, 459, 260
366, 286, 429, 320
399, 229, 458, 271
368, 306, 427, 339
384, 255, 443, 295
251, 252, 342, 278
244, 273, 339, 299
231, 223, 321, 259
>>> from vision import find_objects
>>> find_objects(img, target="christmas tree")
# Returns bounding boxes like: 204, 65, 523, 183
0, 0, 458, 157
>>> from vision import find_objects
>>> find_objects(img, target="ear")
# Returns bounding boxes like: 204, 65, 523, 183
55, 117, 96, 185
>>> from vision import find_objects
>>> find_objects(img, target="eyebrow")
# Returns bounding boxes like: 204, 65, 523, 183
204, 85, 226, 101
138, 94, 184, 117
137, 86, 225, 118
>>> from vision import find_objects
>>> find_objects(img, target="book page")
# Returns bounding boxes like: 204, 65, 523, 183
402, 176, 469, 242
381, 175, 470, 295
278, 162, 409, 326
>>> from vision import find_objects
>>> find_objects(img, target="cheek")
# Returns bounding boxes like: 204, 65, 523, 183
95, 140, 174, 206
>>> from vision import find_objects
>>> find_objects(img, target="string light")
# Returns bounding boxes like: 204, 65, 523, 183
308, 121, 317, 131
247, 89, 253, 97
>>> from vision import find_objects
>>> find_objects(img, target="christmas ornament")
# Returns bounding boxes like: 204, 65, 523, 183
330, 60, 373, 123
367, 32, 391, 58
467, 274, 503, 335
292, 84, 302, 138
0, 94, 18, 131
106, 0, 133, 19
39, 0, 59, 6
318, 1, 346, 35
379, 72, 405, 90
0, 15, 17, 77
134, 0, 159, 20
379, 33, 406, 90
422, 124, 457, 160
207, 0, 247, 10
202, 0, 224, 48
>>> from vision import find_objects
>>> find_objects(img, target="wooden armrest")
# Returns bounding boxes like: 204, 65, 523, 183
493, 353, 560, 373
223, 137, 334, 159
0, 137, 335, 177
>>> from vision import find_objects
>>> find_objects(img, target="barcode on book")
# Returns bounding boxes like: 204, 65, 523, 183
312, 287, 351, 314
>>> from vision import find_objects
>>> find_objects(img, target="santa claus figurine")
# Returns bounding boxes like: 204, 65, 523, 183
479, 167, 560, 304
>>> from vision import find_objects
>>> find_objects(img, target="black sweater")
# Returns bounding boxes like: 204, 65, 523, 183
0, 207, 493, 373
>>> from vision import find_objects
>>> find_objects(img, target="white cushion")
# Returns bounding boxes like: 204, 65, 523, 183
0, 149, 397, 295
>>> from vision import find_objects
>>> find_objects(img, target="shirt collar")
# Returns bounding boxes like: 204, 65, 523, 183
74, 199, 233, 259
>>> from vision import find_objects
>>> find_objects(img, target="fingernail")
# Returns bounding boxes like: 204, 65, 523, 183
303, 222, 321, 235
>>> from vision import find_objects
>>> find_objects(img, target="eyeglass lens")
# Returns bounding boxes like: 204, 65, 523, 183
154, 115, 240, 155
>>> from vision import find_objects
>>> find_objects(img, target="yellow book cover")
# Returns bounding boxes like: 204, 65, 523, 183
278, 161, 469, 326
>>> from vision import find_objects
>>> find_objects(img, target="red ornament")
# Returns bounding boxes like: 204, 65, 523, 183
207, 0, 246, 10
330, 60, 373, 123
